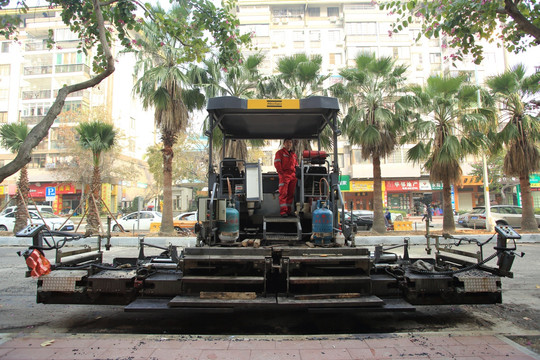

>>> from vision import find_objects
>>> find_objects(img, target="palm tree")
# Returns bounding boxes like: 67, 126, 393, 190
0, 123, 30, 233
192, 54, 266, 162
260, 53, 329, 157
405, 75, 494, 233
330, 53, 413, 233
132, 6, 206, 234
75, 121, 117, 235
487, 64, 540, 231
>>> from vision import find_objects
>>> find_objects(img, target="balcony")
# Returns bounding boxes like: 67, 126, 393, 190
22, 90, 52, 100
20, 115, 45, 125
24, 66, 53, 76
53, 89, 86, 98
55, 64, 90, 75
25, 41, 47, 52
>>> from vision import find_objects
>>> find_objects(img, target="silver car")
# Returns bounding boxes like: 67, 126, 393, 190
466, 205, 540, 228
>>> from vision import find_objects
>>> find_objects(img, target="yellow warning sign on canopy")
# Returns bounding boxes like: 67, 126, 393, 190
247, 99, 300, 109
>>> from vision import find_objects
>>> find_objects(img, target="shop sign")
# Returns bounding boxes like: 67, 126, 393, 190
57, 183, 76, 194
530, 174, 540, 188
419, 180, 443, 190
386, 180, 419, 192
419, 180, 431, 190
137, 182, 148, 189
461, 176, 483, 186
0, 186, 4, 195
29, 184, 48, 197
350, 180, 373, 192
339, 175, 350, 191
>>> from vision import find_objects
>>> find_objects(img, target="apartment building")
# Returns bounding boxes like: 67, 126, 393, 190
0, 7, 155, 214
236, 0, 514, 212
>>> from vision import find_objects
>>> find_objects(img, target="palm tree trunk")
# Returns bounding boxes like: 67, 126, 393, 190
87, 164, 102, 234
14, 165, 29, 233
372, 155, 386, 233
161, 142, 174, 234
442, 180, 455, 233
519, 172, 538, 231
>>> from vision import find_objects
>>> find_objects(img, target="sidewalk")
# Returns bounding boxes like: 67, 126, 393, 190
1, 332, 538, 360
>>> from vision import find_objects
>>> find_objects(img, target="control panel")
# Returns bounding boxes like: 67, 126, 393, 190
494, 225, 521, 240
16, 224, 47, 237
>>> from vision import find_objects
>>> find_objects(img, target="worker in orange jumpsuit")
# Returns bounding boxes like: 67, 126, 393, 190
274, 138, 298, 217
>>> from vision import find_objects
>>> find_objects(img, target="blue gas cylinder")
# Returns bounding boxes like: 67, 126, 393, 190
312, 200, 333, 245
218, 203, 239, 242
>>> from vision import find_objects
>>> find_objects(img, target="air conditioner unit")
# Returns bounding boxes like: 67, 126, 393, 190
329, 16, 337, 23
272, 18, 280, 24
281, 17, 288, 24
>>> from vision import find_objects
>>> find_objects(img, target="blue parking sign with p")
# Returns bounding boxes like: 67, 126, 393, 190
46, 186, 56, 201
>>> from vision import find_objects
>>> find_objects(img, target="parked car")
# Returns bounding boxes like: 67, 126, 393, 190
466, 205, 540, 228
149, 211, 198, 233
112, 211, 162, 231
345, 210, 373, 230
0, 205, 54, 217
0, 210, 74, 232
457, 212, 471, 227
174, 211, 197, 232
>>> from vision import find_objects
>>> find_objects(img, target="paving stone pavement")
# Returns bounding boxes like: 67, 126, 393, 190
0, 333, 539, 360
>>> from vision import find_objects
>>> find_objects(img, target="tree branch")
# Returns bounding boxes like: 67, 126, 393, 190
0, 0, 116, 183
504, 0, 540, 43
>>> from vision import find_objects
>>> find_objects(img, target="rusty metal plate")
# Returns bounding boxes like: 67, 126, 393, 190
41, 270, 87, 292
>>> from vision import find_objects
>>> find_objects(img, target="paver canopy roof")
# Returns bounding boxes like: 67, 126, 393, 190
206, 96, 340, 140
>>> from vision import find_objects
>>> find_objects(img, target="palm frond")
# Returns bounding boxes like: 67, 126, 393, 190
0, 122, 29, 153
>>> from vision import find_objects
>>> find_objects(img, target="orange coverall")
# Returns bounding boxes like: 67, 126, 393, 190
274, 147, 298, 216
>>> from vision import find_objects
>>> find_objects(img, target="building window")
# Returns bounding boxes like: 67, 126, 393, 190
1, 42, 9, 53
292, 31, 304, 41
308, 7, 320, 17
386, 148, 405, 164
329, 53, 342, 65
0, 89, 8, 101
0, 112, 7, 124
345, 22, 377, 35
309, 30, 320, 41
328, 30, 341, 42
429, 53, 441, 64
54, 28, 79, 41
327, 7, 339, 17
29, 154, 47, 168
352, 149, 371, 164
0, 64, 9, 76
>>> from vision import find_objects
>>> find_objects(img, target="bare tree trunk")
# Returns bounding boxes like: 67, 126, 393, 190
519, 172, 539, 232
86, 165, 102, 234
160, 143, 174, 234
372, 155, 386, 233
442, 180, 456, 233
14, 166, 29, 233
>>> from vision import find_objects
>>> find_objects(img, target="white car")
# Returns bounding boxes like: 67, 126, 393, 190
0, 210, 74, 232
112, 211, 162, 231
0, 205, 54, 217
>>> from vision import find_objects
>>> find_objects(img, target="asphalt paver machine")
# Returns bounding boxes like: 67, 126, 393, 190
18, 96, 523, 312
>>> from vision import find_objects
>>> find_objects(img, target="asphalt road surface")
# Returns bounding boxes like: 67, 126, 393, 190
0, 243, 538, 353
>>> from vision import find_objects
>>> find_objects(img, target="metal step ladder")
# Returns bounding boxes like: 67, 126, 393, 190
263, 216, 302, 245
